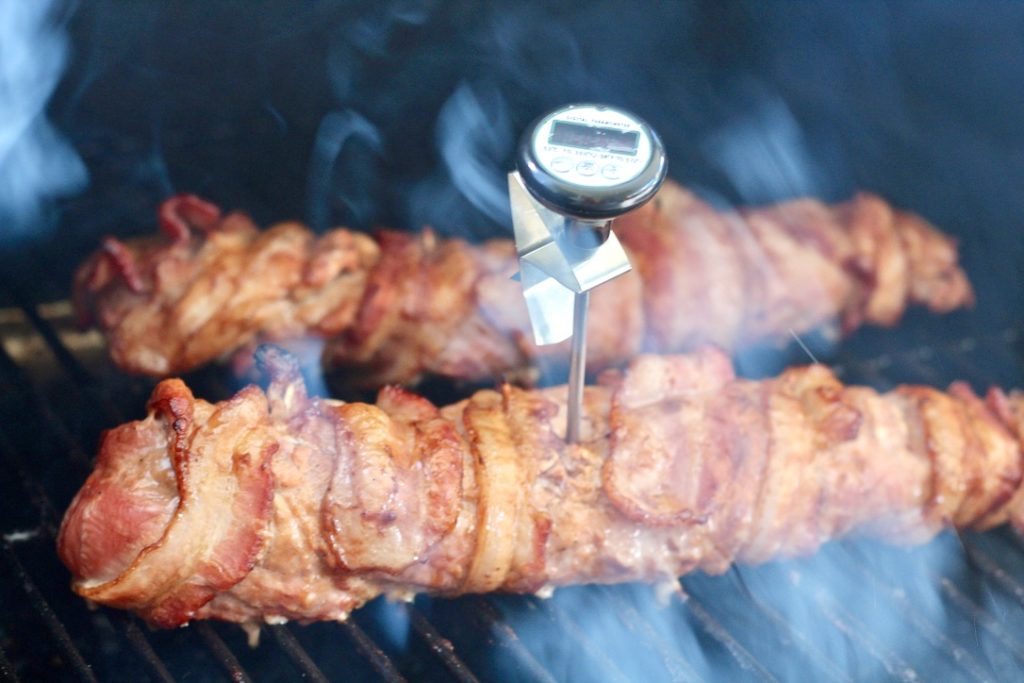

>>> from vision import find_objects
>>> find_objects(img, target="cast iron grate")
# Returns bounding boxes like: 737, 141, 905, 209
2, 266, 1024, 681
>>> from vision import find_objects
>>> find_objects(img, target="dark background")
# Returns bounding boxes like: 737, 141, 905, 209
5, 0, 1024, 331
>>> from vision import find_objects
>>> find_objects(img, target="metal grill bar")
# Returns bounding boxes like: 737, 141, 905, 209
782, 540, 995, 683
521, 596, 633, 683
268, 626, 331, 683
1, 298, 133, 428
0, 342, 93, 472
0, 317, 186, 683
0, 430, 60, 536
962, 541, 1024, 606
712, 565, 905, 683
195, 623, 253, 683
810, 588, 919, 683
836, 545, 995, 683
724, 569, 852, 683
936, 575, 1024, 663
677, 592, 778, 683
599, 587, 704, 683
0, 427, 178, 683
339, 620, 407, 683
2, 279, 93, 388
119, 615, 176, 683
729, 546, 932, 683
405, 605, 480, 683
0, 541, 97, 683
0, 336, 185, 683
469, 598, 558, 683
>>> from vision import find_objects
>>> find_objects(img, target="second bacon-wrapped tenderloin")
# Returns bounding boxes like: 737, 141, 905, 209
74, 181, 973, 384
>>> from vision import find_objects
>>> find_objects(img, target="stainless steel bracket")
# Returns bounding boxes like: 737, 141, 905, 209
509, 171, 632, 346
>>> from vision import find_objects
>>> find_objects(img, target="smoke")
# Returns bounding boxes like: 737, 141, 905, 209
326, 0, 436, 102
436, 82, 513, 229
346, 0, 434, 58
370, 599, 412, 654
493, 585, 711, 682
485, 531, 974, 682
306, 109, 382, 231
24, 3, 1017, 678
702, 92, 833, 204
0, 0, 87, 238
396, 80, 518, 239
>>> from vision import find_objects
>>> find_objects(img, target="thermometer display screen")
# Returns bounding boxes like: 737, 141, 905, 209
548, 121, 640, 156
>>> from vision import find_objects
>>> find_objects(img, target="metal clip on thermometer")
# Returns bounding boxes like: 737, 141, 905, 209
509, 103, 667, 443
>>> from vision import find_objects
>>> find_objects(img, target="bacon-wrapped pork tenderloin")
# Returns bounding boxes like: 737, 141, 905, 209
58, 346, 1024, 628
73, 181, 973, 384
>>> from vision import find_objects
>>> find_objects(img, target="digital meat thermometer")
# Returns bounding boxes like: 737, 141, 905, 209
509, 103, 667, 443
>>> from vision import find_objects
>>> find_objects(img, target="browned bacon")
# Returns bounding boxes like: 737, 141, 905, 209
72, 181, 973, 384
58, 346, 1024, 628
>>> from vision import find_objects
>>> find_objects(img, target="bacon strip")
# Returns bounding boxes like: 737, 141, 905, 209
72, 181, 973, 383
158, 194, 223, 242
58, 346, 1024, 627
462, 389, 523, 593
58, 381, 276, 627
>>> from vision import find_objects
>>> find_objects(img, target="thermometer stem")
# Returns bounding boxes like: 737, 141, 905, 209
567, 289, 589, 443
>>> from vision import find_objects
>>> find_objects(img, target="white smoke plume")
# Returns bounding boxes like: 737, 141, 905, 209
436, 81, 513, 228
0, 0, 87, 238
306, 109, 382, 230
702, 93, 829, 204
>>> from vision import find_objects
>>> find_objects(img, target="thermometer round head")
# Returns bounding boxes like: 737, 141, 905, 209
516, 103, 668, 221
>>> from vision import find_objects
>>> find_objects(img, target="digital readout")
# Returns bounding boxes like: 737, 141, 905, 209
548, 121, 639, 156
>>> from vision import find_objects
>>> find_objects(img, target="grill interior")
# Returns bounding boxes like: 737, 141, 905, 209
3, 260, 1024, 682
5, 2, 1024, 681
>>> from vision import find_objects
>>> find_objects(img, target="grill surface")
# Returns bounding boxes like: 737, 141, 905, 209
4, 2, 1024, 680
2, 265, 1024, 682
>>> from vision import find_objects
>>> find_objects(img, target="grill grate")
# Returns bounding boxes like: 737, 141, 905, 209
3, 280, 1024, 681
836, 548, 995, 683
339, 620, 408, 683
405, 605, 481, 683
937, 576, 1024, 663
194, 622, 253, 683
1, 540, 97, 683
267, 625, 331, 683
678, 593, 778, 682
